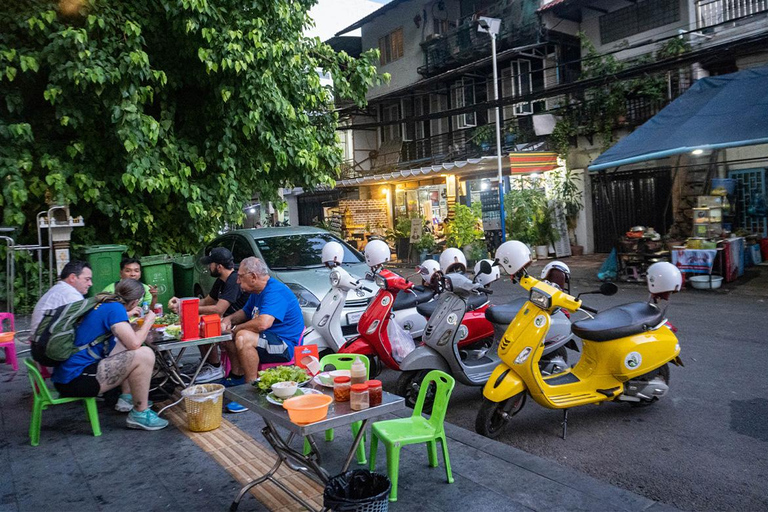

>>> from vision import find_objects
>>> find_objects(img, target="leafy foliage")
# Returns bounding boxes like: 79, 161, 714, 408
0, 0, 386, 255
445, 203, 482, 249
551, 169, 583, 233
504, 186, 547, 246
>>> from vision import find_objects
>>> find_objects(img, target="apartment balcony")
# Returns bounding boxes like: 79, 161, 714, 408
418, 1, 540, 77
696, 0, 768, 28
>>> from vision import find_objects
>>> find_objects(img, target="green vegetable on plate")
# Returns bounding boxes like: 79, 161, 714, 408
255, 365, 309, 392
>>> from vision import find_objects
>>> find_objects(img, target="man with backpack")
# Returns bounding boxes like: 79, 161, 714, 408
29, 260, 93, 337
50, 278, 168, 431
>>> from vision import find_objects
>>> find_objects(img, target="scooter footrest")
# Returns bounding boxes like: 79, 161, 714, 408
548, 391, 610, 406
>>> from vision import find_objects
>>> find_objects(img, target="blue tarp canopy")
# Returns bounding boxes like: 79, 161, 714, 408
588, 66, 768, 171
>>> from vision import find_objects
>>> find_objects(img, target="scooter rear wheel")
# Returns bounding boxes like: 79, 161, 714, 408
395, 370, 435, 412
475, 393, 526, 439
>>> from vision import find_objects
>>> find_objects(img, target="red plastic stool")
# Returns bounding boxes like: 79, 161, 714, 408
0, 313, 18, 372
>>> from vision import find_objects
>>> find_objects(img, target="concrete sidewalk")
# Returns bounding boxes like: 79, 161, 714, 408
0, 358, 675, 512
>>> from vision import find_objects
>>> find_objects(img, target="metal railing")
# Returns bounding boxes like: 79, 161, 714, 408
697, 0, 768, 28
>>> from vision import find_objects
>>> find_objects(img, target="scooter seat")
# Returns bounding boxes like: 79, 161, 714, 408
392, 286, 435, 311
416, 293, 489, 318
571, 302, 664, 342
485, 298, 528, 325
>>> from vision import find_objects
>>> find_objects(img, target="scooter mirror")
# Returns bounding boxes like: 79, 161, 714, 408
600, 282, 618, 296
478, 260, 493, 275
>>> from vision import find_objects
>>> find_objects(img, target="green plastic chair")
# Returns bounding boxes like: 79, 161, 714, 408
302, 354, 370, 465
24, 358, 101, 446
369, 370, 455, 502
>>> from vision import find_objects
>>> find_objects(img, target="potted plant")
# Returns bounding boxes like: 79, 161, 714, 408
465, 241, 488, 266
504, 124, 517, 147
552, 169, 584, 254
385, 215, 413, 261
504, 187, 547, 248
415, 231, 437, 262
446, 204, 483, 254
472, 124, 495, 152
532, 203, 560, 259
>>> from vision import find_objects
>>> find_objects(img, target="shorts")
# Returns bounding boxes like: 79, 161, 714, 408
256, 331, 293, 363
54, 362, 101, 398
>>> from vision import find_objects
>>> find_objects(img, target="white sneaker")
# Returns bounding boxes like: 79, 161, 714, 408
115, 394, 134, 413
195, 363, 225, 383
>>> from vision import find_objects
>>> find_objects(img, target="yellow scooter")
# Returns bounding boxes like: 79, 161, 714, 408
476, 241, 684, 439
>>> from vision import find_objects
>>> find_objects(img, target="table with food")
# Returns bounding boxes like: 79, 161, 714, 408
225, 364, 405, 512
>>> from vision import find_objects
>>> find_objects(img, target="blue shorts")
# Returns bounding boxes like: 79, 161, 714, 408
256, 331, 293, 363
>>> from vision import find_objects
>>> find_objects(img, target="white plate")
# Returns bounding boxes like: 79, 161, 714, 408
254, 377, 311, 387
313, 372, 340, 388
266, 388, 323, 406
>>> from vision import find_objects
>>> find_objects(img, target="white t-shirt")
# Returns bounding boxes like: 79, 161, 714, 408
29, 281, 84, 336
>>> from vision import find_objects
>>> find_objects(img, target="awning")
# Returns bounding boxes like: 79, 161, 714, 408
588, 66, 768, 172
509, 152, 559, 173
335, 156, 500, 187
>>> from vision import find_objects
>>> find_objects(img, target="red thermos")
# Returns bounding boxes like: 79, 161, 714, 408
179, 298, 200, 341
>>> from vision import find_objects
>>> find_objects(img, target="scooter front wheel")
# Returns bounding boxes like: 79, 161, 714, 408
475, 393, 526, 439
366, 355, 382, 379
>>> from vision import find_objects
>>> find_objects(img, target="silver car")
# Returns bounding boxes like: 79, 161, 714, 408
193, 227, 375, 334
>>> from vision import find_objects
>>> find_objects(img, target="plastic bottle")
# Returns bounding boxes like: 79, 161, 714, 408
350, 356, 367, 385
141, 301, 150, 317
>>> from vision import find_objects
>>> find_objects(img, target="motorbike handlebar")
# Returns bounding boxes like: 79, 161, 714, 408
361, 286, 373, 293
581, 305, 598, 314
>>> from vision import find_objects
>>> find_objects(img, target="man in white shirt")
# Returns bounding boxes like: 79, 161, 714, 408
29, 260, 93, 337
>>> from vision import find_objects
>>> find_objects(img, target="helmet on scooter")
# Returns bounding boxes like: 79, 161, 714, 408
418, 259, 441, 288
321, 241, 344, 267
364, 239, 391, 268
646, 262, 682, 297
473, 259, 500, 286
494, 241, 531, 275
541, 261, 570, 291
440, 247, 467, 274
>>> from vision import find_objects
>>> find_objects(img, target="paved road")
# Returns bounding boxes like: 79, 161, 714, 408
382, 261, 768, 511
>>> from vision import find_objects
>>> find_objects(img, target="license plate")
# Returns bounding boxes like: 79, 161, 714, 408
347, 310, 364, 324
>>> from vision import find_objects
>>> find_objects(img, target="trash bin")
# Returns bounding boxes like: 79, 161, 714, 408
323, 470, 391, 512
140, 255, 175, 308
181, 383, 224, 432
172, 254, 196, 298
83, 244, 127, 297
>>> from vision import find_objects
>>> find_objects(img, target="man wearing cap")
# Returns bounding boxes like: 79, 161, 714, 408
168, 247, 250, 383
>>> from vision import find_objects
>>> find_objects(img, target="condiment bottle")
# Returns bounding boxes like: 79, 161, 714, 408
333, 376, 351, 402
350, 383, 369, 411
366, 380, 382, 407
350, 356, 367, 385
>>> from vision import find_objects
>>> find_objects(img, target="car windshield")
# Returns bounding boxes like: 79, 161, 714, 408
255, 234, 364, 269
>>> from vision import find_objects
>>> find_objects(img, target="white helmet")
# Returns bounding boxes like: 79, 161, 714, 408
440, 247, 467, 274
541, 261, 570, 290
321, 241, 344, 267
494, 241, 531, 275
474, 259, 500, 286
364, 239, 391, 268
418, 259, 441, 286
646, 262, 682, 295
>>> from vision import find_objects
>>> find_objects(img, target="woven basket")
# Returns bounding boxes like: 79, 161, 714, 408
181, 383, 225, 432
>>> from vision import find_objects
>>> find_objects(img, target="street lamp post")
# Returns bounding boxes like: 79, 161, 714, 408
478, 17, 506, 243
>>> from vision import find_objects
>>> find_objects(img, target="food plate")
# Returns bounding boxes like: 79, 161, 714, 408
313, 371, 350, 388
255, 377, 310, 387
266, 388, 323, 406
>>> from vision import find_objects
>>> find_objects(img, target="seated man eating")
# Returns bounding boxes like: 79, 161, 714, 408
221, 257, 304, 385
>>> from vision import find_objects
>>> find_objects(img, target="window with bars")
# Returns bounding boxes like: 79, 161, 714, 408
450, 78, 477, 129
599, 0, 680, 45
378, 28, 404, 65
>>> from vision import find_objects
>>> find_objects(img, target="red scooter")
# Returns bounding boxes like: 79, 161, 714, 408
340, 267, 494, 376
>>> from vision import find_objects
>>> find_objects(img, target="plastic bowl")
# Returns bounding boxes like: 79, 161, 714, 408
319, 369, 351, 386
271, 381, 299, 399
689, 275, 723, 290
283, 393, 333, 424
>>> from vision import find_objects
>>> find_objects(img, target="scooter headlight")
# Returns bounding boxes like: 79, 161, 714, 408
514, 347, 532, 365
529, 288, 552, 310
329, 270, 341, 287
374, 274, 387, 289
442, 276, 453, 292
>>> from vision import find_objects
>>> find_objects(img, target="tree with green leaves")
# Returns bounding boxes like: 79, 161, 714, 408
0, 0, 386, 255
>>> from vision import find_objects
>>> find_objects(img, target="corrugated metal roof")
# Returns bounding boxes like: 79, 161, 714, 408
335, 0, 406, 36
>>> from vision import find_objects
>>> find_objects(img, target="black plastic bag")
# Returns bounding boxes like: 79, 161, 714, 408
323, 470, 391, 511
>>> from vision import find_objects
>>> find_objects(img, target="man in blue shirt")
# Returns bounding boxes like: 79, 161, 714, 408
221, 257, 304, 385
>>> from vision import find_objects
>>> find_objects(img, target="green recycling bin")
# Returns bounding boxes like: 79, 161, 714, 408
172, 254, 196, 298
83, 245, 127, 297
140, 255, 175, 309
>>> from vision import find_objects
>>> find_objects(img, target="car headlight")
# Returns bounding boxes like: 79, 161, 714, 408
329, 270, 341, 287
286, 283, 321, 309
374, 274, 387, 289
529, 288, 551, 310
